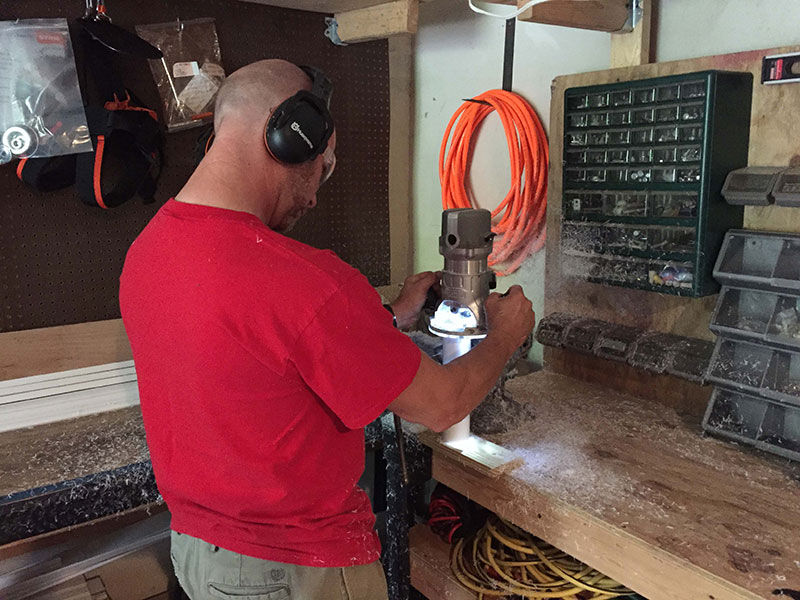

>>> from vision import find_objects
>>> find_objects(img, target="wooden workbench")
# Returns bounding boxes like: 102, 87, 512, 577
0, 406, 161, 559
416, 371, 800, 600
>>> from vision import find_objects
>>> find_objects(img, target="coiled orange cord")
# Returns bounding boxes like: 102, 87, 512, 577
439, 90, 548, 276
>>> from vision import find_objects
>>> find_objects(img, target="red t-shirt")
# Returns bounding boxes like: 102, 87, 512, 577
119, 199, 421, 567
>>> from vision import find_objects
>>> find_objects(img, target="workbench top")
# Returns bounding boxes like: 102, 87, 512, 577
0, 406, 159, 547
0, 404, 387, 550
420, 370, 800, 600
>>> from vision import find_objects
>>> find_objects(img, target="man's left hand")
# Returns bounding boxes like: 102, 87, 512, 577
391, 271, 438, 330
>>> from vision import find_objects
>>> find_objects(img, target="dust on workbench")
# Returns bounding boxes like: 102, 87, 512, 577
0, 406, 148, 498
490, 371, 800, 589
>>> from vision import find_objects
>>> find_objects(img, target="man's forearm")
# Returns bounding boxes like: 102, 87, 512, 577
442, 331, 518, 424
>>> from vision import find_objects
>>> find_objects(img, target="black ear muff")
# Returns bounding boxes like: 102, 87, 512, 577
265, 90, 333, 164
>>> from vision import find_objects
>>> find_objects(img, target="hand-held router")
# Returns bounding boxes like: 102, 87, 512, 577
429, 208, 495, 442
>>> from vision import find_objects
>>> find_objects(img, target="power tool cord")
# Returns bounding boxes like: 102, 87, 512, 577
450, 516, 634, 599
439, 89, 548, 276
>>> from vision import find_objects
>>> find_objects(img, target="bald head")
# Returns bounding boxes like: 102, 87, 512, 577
186, 59, 334, 231
213, 59, 311, 134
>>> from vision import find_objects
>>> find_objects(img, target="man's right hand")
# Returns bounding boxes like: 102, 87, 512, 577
485, 285, 536, 353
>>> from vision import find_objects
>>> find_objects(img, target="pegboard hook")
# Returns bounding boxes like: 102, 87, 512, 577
324, 17, 348, 46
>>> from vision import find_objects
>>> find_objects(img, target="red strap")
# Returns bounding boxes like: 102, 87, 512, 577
16, 157, 27, 181
93, 135, 108, 209
104, 93, 158, 123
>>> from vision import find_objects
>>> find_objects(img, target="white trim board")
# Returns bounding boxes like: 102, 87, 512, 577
0, 361, 140, 433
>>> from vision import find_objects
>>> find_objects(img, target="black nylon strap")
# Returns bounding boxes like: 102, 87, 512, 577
502, 18, 515, 92
81, 34, 127, 102
299, 65, 333, 109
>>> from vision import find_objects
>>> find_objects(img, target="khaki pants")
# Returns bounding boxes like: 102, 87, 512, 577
170, 531, 389, 600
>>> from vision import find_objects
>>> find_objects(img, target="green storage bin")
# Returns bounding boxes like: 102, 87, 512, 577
562, 70, 753, 296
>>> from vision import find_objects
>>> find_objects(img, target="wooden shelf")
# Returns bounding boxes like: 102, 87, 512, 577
241, 0, 418, 43
517, 0, 630, 32
241, 0, 387, 13
419, 370, 800, 600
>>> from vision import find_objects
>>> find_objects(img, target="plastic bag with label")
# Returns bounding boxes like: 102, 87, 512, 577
0, 19, 92, 164
135, 18, 225, 132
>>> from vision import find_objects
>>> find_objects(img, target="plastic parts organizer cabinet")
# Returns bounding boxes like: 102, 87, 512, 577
704, 230, 800, 461
561, 70, 753, 296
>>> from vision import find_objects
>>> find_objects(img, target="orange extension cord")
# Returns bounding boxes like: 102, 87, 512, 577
439, 90, 548, 276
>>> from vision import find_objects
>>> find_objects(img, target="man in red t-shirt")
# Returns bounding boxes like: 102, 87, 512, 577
120, 60, 534, 600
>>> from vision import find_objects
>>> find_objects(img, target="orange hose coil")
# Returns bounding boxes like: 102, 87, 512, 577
439, 89, 548, 276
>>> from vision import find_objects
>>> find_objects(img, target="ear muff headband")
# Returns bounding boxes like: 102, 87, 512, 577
264, 66, 334, 165
299, 65, 332, 109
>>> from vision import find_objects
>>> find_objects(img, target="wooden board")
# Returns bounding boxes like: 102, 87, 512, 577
420, 371, 800, 600
389, 35, 414, 283
517, 0, 630, 32
0, 503, 166, 562
241, 0, 389, 13
30, 578, 93, 600
544, 346, 711, 418
0, 320, 131, 382
0, 281, 400, 384
609, 0, 652, 68
417, 430, 521, 477
545, 45, 800, 354
409, 524, 475, 600
336, 0, 418, 43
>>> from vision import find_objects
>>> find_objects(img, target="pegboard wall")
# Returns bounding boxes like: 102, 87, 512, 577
0, 0, 391, 333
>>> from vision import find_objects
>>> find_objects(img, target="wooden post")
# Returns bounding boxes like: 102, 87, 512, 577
388, 36, 414, 284
610, 0, 653, 67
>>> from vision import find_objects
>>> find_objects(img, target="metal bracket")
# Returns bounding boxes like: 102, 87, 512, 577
618, 0, 643, 33
324, 17, 348, 46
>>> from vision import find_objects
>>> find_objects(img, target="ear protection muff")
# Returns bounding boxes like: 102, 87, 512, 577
264, 65, 334, 164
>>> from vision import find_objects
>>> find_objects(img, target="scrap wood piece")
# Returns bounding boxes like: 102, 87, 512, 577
418, 430, 522, 477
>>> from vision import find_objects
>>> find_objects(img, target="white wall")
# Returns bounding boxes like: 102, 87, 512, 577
410, 0, 800, 365
655, 0, 800, 63
411, 0, 610, 363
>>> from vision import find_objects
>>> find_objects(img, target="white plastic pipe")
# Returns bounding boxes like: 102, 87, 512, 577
441, 337, 473, 443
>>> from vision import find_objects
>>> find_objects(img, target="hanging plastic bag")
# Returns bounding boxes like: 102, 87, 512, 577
0, 19, 92, 164
135, 18, 225, 132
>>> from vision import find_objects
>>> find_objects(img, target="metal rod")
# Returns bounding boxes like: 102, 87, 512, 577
393, 414, 409, 486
